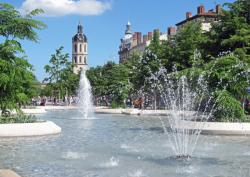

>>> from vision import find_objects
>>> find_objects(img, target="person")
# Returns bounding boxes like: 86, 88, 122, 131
67, 96, 70, 106
244, 98, 250, 114
40, 98, 45, 106
37, 96, 41, 106
53, 97, 57, 105
31, 97, 36, 106
70, 96, 73, 105
44, 96, 47, 106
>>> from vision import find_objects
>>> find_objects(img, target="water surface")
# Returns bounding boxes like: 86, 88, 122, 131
0, 110, 249, 177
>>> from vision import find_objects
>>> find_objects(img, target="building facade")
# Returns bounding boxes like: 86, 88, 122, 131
176, 5, 221, 32
118, 22, 175, 63
72, 22, 88, 74
118, 5, 221, 64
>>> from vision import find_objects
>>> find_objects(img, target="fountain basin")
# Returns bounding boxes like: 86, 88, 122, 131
0, 121, 61, 137
22, 108, 47, 114
44, 105, 78, 110
95, 108, 197, 116
95, 108, 123, 114
172, 121, 250, 135
1, 110, 250, 177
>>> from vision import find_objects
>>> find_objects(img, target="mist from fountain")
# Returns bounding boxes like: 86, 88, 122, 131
77, 69, 94, 119
146, 51, 250, 159
158, 73, 213, 159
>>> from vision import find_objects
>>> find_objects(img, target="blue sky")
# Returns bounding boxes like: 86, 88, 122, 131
4, 0, 234, 81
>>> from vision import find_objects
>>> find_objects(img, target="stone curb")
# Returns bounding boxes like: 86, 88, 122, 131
0, 121, 61, 137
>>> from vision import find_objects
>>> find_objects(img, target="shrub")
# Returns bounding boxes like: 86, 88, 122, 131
0, 113, 37, 124
213, 90, 245, 122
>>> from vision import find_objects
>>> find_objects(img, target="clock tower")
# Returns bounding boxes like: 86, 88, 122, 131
72, 22, 88, 74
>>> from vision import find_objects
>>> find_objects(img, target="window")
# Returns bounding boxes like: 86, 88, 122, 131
84, 57, 86, 64
80, 44, 82, 52
74, 44, 77, 53
79, 56, 82, 63
84, 45, 87, 52
74, 57, 77, 63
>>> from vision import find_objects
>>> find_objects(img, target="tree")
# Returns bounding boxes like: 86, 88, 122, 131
87, 61, 132, 107
148, 29, 163, 57
0, 3, 46, 115
202, 0, 250, 60
43, 47, 79, 98
173, 22, 206, 69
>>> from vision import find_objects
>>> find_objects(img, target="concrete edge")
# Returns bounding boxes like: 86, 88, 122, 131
0, 121, 61, 137
44, 106, 78, 110
95, 108, 197, 116
21, 108, 47, 114
0, 169, 21, 177
173, 121, 250, 136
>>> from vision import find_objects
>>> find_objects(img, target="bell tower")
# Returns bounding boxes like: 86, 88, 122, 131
72, 22, 88, 74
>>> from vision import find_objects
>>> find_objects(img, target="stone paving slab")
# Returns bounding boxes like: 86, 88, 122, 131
0, 170, 21, 177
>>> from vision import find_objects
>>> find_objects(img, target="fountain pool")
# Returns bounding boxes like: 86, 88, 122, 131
0, 110, 249, 177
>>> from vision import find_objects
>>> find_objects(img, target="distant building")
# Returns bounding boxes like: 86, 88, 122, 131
118, 21, 134, 63
176, 5, 221, 32
118, 22, 175, 63
72, 22, 88, 74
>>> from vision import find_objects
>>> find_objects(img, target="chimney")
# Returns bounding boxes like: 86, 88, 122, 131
186, 12, 192, 19
197, 5, 205, 14
143, 35, 148, 44
216, 4, 221, 14
154, 29, 160, 35
132, 33, 137, 46
167, 27, 176, 36
132, 33, 136, 41
136, 32, 142, 44
148, 32, 153, 40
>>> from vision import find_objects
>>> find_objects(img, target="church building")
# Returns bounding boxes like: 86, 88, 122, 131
72, 22, 88, 74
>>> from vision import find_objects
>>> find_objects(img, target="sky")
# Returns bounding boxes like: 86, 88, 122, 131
3, 0, 235, 81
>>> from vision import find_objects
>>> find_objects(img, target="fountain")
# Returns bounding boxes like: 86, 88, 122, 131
77, 69, 94, 118
145, 67, 215, 159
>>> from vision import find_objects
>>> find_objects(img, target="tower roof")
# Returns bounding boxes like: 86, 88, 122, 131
73, 22, 87, 42
125, 21, 132, 35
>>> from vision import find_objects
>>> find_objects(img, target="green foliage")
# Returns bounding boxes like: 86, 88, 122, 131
111, 101, 125, 109
0, 113, 37, 123
148, 30, 163, 56
43, 46, 79, 97
0, 3, 45, 114
86, 0, 250, 122
173, 22, 206, 69
204, 55, 250, 97
203, 0, 250, 60
0, 3, 46, 41
133, 50, 162, 91
214, 90, 245, 122
87, 61, 132, 106
160, 0, 250, 121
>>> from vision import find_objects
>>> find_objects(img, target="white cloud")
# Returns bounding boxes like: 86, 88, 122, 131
19, 0, 111, 17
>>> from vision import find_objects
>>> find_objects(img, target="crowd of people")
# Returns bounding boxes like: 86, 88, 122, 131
31, 96, 78, 106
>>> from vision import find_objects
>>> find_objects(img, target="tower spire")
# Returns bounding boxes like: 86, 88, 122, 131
77, 21, 83, 34
125, 21, 132, 35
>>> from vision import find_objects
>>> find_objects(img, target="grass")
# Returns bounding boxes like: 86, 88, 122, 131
0, 114, 37, 124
